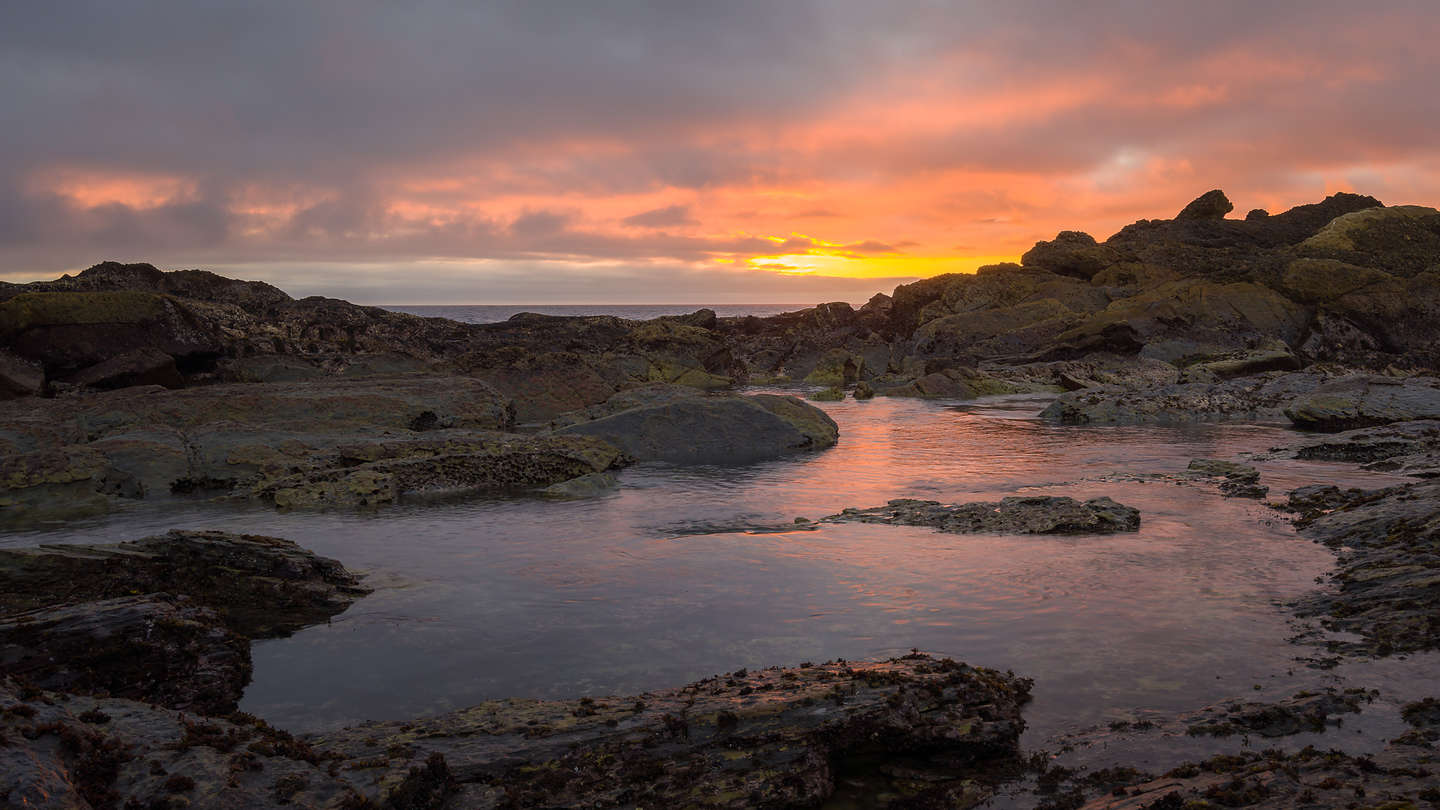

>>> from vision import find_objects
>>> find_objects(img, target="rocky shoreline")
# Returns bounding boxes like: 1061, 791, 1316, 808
3, 189, 1440, 807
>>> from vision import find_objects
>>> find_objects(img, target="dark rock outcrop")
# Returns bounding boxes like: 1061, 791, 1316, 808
824, 495, 1141, 534
1174, 189, 1234, 221
0, 530, 368, 637
1041, 371, 1327, 425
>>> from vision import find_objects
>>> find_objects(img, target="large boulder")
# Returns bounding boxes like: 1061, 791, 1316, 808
557, 387, 838, 464
1285, 374, 1440, 431
0, 350, 44, 399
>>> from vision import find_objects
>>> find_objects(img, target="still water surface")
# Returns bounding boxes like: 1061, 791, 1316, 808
3, 394, 1411, 743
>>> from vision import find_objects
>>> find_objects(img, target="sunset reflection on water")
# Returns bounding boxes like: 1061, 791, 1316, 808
4, 393, 1413, 740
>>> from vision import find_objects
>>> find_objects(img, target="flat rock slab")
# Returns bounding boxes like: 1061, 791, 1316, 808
1041, 371, 1326, 425
824, 495, 1141, 534
0, 530, 369, 638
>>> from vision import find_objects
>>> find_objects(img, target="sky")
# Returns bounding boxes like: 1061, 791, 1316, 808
3, 1, 1439, 304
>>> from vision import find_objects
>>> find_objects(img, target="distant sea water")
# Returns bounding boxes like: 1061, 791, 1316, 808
381, 304, 808, 324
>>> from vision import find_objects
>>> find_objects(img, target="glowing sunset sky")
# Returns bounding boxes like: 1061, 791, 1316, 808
3, 1, 1438, 303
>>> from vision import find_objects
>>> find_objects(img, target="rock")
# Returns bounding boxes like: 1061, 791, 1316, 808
1183, 688, 1369, 738
0, 654, 1030, 810
0, 595, 250, 714
1020, 230, 1121, 280
1041, 371, 1326, 425
1285, 484, 1362, 522
1245, 208, 1269, 220
63, 347, 183, 390
1174, 189, 1234, 221
803, 347, 864, 385
0, 290, 224, 380
0, 349, 44, 399
1048, 279, 1310, 360
1291, 479, 1440, 654
1288, 419, 1440, 477
0, 530, 369, 638
809, 386, 845, 401
312, 653, 1032, 809
1285, 374, 1440, 431
557, 387, 838, 464
0, 679, 373, 809
853, 380, 875, 400
1186, 459, 1268, 499
251, 433, 623, 508
1298, 204, 1440, 276
541, 471, 619, 498
1176, 340, 1300, 383
825, 495, 1140, 534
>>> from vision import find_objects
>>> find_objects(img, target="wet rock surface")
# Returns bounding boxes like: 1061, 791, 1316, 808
824, 495, 1141, 535
1, 654, 1032, 810
1181, 688, 1372, 738
1287, 480, 1440, 655
1286, 373, 1440, 431
1040, 371, 1328, 425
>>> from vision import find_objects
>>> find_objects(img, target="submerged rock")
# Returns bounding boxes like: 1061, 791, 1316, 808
1183, 688, 1370, 738
825, 496, 1140, 534
1186, 459, 1268, 499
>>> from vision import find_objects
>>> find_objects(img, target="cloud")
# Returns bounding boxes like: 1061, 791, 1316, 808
621, 204, 698, 228
2, 1, 1439, 302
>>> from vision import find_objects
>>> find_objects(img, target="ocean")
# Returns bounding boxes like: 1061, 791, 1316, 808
381, 303, 809, 324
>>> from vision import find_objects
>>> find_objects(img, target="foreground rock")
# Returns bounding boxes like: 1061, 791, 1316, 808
824, 495, 1141, 534
1288, 480, 1440, 655
556, 384, 839, 464
2, 654, 1032, 809
0, 530, 369, 636
0, 530, 368, 715
0, 531, 368, 715
0, 595, 249, 715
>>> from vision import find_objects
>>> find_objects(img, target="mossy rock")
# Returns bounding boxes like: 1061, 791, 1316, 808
809, 387, 845, 401
0, 290, 171, 335
1281, 259, 1397, 303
